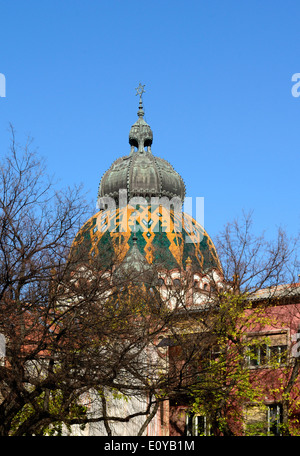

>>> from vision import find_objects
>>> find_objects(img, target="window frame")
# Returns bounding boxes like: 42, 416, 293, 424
185, 414, 211, 436
245, 403, 283, 436
267, 404, 283, 436
246, 332, 288, 369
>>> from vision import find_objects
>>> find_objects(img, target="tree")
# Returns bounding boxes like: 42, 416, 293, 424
2, 128, 299, 436
0, 128, 178, 435
166, 213, 300, 435
214, 213, 300, 435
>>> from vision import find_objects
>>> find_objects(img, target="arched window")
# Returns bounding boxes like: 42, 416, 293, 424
157, 278, 165, 287
173, 278, 181, 288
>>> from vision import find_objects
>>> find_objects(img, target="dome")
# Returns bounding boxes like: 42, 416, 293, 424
74, 85, 221, 275
98, 153, 186, 205
72, 204, 221, 273
97, 90, 185, 206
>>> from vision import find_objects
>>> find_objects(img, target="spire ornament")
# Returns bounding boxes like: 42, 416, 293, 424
135, 83, 146, 118
129, 83, 153, 153
135, 83, 146, 102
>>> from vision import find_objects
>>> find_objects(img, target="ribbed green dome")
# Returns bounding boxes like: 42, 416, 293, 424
98, 153, 186, 205
97, 92, 185, 206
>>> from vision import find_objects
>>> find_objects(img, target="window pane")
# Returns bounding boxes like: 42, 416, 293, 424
248, 345, 259, 366
269, 345, 287, 365
185, 415, 209, 436
196, 416, 206, 435
268, 404, 282, 436
260, 345, 267, 365
279, 346, 287, 364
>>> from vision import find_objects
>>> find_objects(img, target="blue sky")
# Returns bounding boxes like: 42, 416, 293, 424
0, 0, 299, 245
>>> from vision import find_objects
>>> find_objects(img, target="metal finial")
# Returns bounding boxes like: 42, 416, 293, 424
135, 83, 146, 102
135, 83, 146, 118
129, 83, 153, 153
